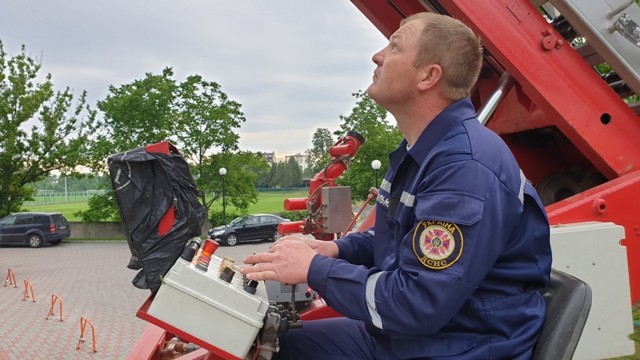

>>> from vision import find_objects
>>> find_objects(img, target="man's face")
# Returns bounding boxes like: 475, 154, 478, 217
367, 20, 423, 110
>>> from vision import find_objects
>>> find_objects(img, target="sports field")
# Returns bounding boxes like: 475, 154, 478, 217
25, 189, 309, 221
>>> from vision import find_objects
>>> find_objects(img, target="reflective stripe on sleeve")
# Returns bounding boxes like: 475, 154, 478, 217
518, 170, 526, 204
365, 272, 384, 330
380, 179, 391, 192
400, 191, 415, 208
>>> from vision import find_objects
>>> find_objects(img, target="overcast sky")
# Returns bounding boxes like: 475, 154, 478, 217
0, 1, 389, 157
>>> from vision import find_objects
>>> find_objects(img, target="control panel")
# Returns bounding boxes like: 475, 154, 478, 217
147, 240, 270, 360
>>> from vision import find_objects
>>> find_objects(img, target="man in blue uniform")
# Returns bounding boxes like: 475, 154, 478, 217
241, 12, 552, 359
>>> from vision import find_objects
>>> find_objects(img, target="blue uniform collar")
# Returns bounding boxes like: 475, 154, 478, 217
390, 97, 477, 168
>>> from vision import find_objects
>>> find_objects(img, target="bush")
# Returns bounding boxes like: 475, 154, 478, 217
208, 209, 309, 227
209, 210, 244, 227
279, 210, 309, 221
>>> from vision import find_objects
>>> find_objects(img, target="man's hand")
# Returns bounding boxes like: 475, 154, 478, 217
300, 238, 339, 258
240, 238, 318, 284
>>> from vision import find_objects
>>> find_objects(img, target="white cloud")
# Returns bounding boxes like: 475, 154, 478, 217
0, 0, 389, 156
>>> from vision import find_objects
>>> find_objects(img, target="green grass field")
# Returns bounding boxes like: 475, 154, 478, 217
223, 190, 308, 214
24, 202, 90, 221
25, 190, 309, 222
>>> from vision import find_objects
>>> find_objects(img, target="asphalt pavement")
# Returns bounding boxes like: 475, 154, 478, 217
0, 240, 270, 360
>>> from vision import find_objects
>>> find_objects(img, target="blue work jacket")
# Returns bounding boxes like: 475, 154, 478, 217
308, 97, 552, 359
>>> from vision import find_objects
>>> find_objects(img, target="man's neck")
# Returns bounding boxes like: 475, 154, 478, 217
394, 96, 452, 147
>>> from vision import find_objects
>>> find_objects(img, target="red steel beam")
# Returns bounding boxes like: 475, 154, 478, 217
348, 0, 640, 302
441, 0, 640, 179
546, 171, 640, 302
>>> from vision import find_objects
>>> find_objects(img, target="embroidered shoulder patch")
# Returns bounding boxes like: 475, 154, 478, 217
412, 220, 464, 270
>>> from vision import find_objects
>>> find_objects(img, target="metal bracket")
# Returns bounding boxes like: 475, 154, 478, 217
613, 13, 640, 47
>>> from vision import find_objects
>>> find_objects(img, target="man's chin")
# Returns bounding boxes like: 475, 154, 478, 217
367, 86, 382, 104
366, 85, 376, 99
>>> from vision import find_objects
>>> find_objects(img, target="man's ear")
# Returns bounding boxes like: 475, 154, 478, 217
417, 64, 443, 91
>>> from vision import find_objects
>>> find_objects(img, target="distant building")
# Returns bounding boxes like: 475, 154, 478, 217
259, 151, 309, 169
284, 153, 308, 169
260, 151, 276, 166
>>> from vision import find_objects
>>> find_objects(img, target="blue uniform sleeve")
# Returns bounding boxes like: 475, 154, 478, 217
334, 227, 375, 267
309, 160, 530, 335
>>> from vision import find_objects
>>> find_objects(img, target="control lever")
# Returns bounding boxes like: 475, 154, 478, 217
287, 284, 302, 330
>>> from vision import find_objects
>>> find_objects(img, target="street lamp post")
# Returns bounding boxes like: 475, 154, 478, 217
371, 160, 381, 187
219, 167, 227, 224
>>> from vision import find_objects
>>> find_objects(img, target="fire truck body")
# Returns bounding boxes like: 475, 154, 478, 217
352, 0, 640, 300
128, 1, 640, 359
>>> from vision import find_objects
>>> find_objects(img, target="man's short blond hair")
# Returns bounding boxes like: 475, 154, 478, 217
402, 13, 483, 101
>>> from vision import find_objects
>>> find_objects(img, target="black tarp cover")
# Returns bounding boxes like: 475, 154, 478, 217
108, 142, 205, 294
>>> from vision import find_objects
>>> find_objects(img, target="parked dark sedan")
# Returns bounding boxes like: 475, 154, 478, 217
208, 214, 290, 246
0, 212, 70, 247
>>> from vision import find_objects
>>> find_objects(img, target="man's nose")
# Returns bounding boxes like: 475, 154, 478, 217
372, 50, 383, 65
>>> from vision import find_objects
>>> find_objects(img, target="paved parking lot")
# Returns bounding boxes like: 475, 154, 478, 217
0, 240, 269, 360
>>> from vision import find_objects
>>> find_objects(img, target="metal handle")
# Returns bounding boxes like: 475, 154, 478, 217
607, 0, 634, 19
477, 72, 515, 126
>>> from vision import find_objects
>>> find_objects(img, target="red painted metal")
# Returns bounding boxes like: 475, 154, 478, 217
135, 296, 241, 360
350, 0, 640, 303
129, 2, 640, 357
442, 0, 640, 178
126, 324, 210, 359
126, 323, 166, 360
299, 298, 344, 321
144, 141, 177, 237
546, 171, 640, 294
281, 132, 365, 240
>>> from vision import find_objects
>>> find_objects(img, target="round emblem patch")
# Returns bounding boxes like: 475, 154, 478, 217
412, 220, 463, 270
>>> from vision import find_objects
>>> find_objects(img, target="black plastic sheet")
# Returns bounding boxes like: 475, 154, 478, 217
108, 142, 205, 294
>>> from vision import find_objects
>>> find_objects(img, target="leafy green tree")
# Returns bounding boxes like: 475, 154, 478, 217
0, 42, 95, 217
268, 162, 283, 188
268, 162, 281, 188
174, 74, 246, 212
255, 155, 273, 188
305, 128, 334, 176
267, 159, 303, 188
204, 151, 269, 215
89, 67, 177, 166
76, 192, 120, 222
78, 68, 253, 222
302, 165, 316, 179
283, 157, 303, 187
78, 68, 179, 222
335, 90, 402, 200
